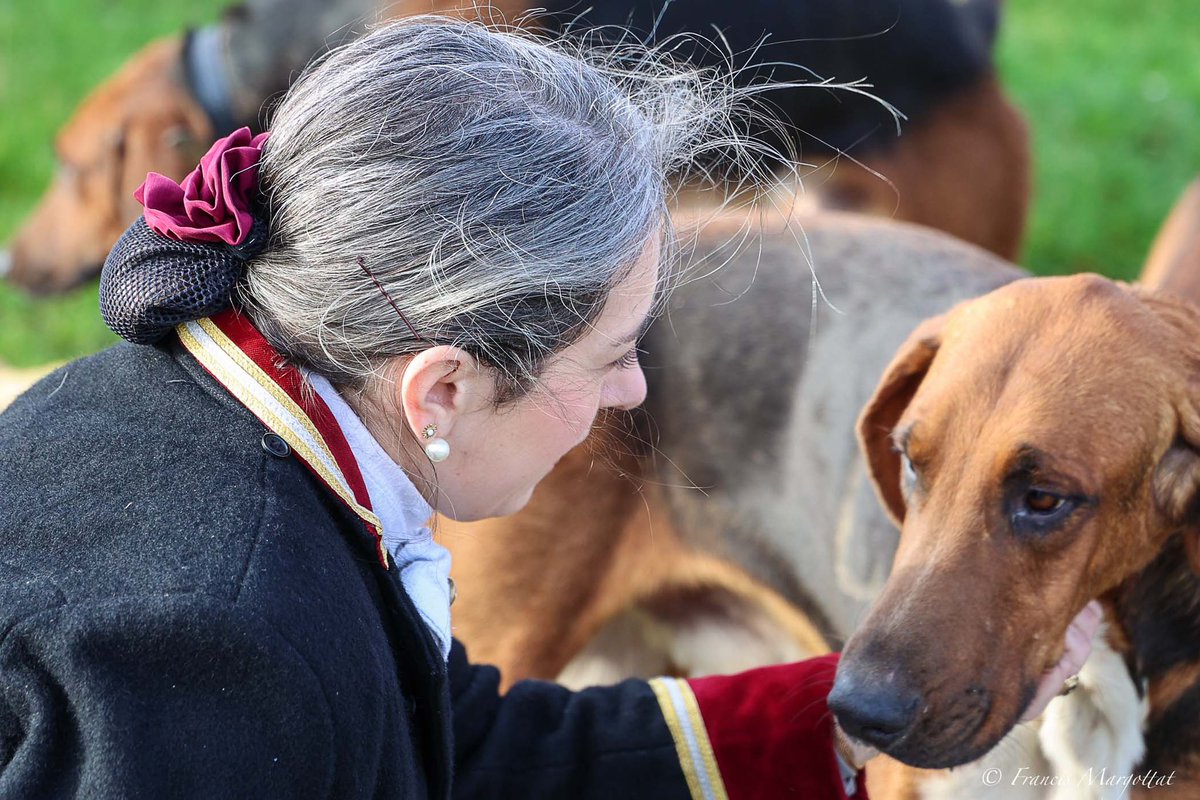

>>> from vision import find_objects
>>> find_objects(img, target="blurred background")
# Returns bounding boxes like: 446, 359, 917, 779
0, 0, 1197, 367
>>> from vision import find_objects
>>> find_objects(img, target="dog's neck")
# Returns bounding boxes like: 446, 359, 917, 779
182, 27, 240, 136
1108, 533, 1200, 777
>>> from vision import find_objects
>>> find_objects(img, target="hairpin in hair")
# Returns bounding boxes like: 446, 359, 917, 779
356, 256, 427, 343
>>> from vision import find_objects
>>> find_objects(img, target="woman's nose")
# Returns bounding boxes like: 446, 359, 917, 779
603, 364, 647, 411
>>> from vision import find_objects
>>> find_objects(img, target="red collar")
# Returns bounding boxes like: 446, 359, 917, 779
177, 309, 389, 567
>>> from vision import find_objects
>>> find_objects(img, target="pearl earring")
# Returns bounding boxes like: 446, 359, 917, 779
422, 423, 450, 463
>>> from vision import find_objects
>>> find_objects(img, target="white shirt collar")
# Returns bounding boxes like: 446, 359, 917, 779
306, 371, 453, 660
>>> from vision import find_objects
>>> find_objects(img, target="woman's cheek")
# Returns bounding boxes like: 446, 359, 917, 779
559, 388, 604, 439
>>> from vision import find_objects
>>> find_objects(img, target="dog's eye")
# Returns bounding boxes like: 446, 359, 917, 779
900, 453, 918, 491
1025, 490, 1063, 514
163, 125, 195, 151
1011, 488, 1077, 535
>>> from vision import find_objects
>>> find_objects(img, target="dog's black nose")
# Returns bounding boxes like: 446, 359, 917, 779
828, 668, 921, 750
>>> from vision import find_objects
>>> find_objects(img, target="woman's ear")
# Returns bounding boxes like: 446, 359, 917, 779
397, 346, 485, 440
857, 313, 945, 526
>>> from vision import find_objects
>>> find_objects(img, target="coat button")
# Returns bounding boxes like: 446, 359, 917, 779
261, 432, 291, 458
448, 577, 457, 606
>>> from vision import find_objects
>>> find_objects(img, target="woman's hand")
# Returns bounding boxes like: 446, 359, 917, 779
1018, 600, 1104, 723
833, 720, 879, 770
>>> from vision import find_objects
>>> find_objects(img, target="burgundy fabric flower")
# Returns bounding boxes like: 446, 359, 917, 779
135, 127, 270, 246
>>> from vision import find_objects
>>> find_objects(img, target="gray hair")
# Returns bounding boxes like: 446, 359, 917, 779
239, 16, 752, 402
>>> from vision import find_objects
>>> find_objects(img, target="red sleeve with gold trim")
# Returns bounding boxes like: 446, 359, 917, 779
649, 654, 868, 800
451, 640, 865, 799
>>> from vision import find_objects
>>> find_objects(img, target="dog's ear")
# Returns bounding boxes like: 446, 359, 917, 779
857, 314, 945, 526
119, 109, 211, 220
114, 39, 214, 227
1141, 289, 1200, 575
1153, 393, 1200, 575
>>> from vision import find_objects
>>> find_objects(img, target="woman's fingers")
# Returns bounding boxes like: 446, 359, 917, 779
833, 720, 879, 770
1060, 600, 1103, 673
1018, 600, 1104, 723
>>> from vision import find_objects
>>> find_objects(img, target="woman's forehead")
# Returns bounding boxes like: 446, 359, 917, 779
599, 244, 661, 335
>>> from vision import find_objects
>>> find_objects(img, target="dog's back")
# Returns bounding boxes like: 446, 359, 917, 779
640, 212, 1023, 642
565, 0, 1000, 156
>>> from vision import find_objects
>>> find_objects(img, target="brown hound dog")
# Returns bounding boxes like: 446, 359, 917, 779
831, 270, 1200, 793
3, 2, 1029, 292
848, 181, 1200, 799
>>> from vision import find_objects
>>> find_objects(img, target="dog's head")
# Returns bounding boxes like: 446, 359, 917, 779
5, 36, 212, 293
830, 273, 1200, 768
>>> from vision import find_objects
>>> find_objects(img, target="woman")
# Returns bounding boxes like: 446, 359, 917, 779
0, 17, 1094, 799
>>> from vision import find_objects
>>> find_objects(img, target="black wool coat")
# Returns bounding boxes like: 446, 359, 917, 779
0, 341, 692, 799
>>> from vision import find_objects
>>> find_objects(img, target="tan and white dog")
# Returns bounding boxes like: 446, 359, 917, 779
442, 210, 1024, 688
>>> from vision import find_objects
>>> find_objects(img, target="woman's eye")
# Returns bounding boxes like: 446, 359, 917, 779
611, 348, 641, 370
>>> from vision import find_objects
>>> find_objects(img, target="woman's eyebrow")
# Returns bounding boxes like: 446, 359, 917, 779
611, 313, 654, 348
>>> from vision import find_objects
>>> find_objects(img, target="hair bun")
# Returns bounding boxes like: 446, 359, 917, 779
99, 216, 267, 344
101, 127, 271, 344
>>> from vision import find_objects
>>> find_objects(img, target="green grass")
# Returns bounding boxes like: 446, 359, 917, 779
1, 0, 1197, 365
0, 0, 225, 366
998, 0, 1200, 280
